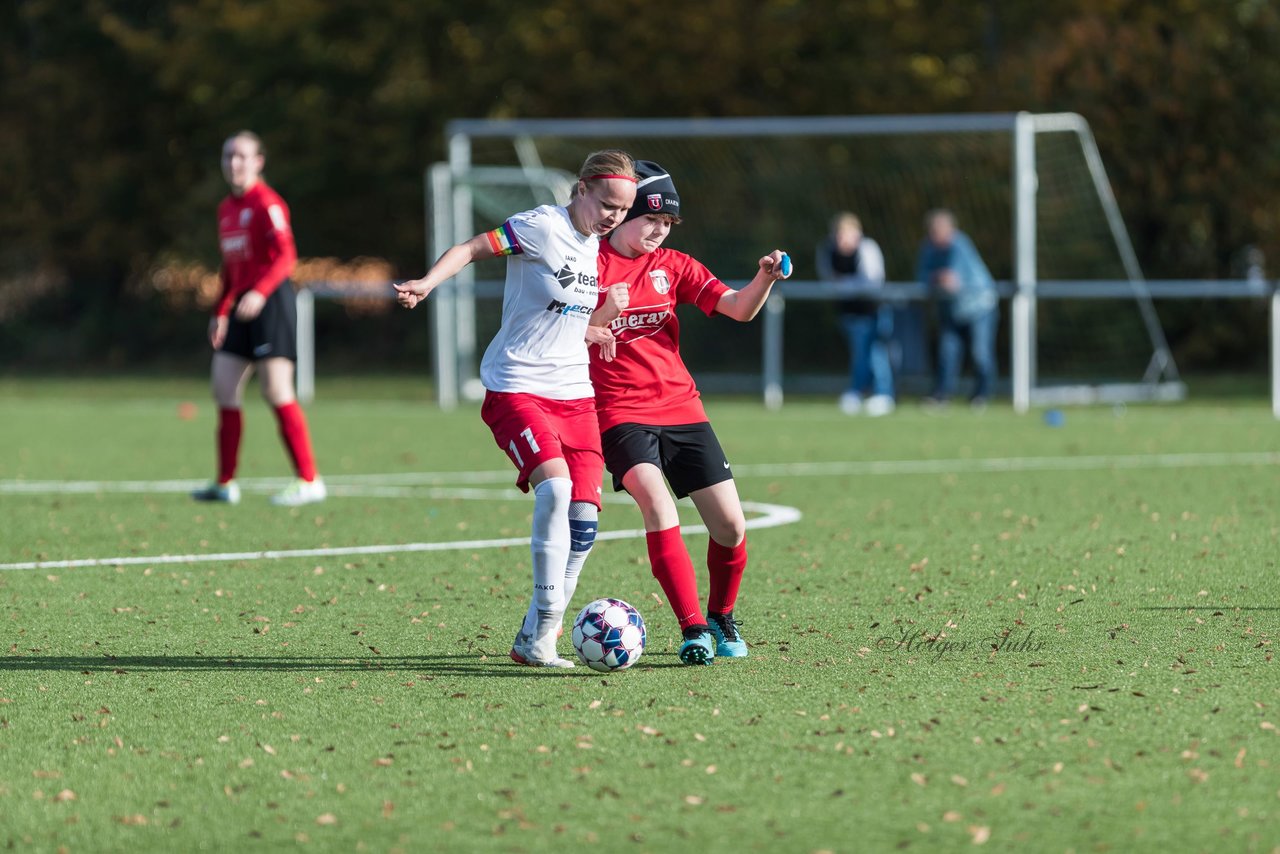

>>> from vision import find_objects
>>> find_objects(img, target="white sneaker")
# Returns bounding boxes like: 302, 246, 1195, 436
191, 480, 241, 504
865, 395, 896, 417
270, 477, 327, 507
510, 627, 575, 668
838, 392, 863, 415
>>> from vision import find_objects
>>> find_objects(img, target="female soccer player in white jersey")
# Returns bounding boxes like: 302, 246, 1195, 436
589, 160, 791, 665
395, 150, 637, 668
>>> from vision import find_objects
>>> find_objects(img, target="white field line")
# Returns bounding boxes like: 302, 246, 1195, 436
2, 449, 1275, 571
2, 450, 1276, 497
736, 450, 1280, 478
0, 501, 801, 572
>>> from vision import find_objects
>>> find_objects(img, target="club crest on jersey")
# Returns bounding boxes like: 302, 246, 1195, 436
646, 193, 663, 211
239, 209, 253, 227
648, 270, 671, 294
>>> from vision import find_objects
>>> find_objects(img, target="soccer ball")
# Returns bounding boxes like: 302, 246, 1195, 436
571, 598, 646, 672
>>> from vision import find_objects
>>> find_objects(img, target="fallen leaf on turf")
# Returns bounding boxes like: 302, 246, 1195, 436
373, 757, 393, 767
911, 773, 927, 786
942, 811, 962, 823
382, 801, 394, 819
684, 795, 703, 805
54, 789, 76, 802
261, 744, 276, 756
968, 825, 991, 844
951, 775, 968, 787
315, 813, 337, 826
1235, 749, 1246, 768
116, 815, 148, 826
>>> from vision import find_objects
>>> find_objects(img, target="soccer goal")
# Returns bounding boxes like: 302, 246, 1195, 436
425, 113, 1194, 412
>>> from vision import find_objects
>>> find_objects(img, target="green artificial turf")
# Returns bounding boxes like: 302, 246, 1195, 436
1, 377, 1277, 852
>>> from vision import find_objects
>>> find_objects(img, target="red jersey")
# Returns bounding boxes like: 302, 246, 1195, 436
591, 240, 731, 432
215, 182, 297, 318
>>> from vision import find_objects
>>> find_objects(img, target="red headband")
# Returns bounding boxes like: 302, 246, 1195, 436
582, 173, 638, 183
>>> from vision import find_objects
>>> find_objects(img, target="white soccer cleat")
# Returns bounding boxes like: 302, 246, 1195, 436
191, 480, 241, 504
510, 628, 575, 668
270, 477, 327, 507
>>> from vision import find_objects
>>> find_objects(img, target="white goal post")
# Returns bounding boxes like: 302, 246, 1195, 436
416, 113, 1278, 416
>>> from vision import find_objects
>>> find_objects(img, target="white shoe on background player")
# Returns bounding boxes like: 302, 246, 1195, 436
270, 477, 326, 506
865, 394, 895, 417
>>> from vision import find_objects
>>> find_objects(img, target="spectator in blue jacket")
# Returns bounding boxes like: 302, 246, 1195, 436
817, 212, 894, 416
917, 209, 998, 406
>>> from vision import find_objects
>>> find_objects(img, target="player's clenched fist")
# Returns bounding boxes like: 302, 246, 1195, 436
760, 250, 792, 280
394, 279, 429, 309
603, 282, 630, 314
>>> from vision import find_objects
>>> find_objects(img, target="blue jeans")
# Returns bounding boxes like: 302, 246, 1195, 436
840, 307, 894, 398
933, 307, 996, 400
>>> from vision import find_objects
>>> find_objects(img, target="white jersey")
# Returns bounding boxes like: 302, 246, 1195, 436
479, 205, 600, 400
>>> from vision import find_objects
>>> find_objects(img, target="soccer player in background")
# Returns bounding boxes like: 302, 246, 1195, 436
588, 160, 791, 665
192, 131, 326, 507
395, 150, 638, 668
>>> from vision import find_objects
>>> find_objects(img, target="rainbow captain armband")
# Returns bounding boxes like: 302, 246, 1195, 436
485, 222, 522, 257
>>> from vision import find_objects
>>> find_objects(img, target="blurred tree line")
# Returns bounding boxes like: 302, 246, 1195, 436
2, 0, 1278, 374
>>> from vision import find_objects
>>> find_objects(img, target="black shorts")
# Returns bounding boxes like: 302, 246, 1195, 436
601, 421, 733, 499
220, 283, 298, 362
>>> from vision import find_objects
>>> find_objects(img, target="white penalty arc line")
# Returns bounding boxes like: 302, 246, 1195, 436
0, 501, 801, 572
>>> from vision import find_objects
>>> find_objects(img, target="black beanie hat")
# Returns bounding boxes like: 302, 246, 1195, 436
624, 160, 681, 223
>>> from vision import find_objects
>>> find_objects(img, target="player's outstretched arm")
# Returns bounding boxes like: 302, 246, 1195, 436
394, 235, 492, 309
715, 250, 792, 322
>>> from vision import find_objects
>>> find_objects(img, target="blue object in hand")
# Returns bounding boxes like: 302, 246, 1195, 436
778, 252, 792, 277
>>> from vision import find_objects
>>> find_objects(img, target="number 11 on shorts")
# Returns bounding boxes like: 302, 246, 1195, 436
508, 427, 541, 468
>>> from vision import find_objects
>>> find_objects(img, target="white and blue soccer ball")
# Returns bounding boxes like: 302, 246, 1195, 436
571, 598, 646, 672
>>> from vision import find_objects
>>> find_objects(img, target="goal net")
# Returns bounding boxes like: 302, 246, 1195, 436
427, 114, 1181, 410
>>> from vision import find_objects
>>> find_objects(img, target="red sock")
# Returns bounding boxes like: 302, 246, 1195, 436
646, 527, 703, 630
707, 536, 747, 615
273, 401, 317, 481
217, 408, 242, 484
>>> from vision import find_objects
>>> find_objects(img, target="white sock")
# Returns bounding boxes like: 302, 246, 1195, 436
562, 500, 598, 615
521, 477, 572, 657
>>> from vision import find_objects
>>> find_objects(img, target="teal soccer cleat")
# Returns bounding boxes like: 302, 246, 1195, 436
706, 611, 748, 658
678, 626, 715, 666
191, 480, 241, 504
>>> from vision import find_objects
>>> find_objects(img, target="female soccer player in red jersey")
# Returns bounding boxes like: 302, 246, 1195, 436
589, 160, 791, 665
396, 150, 637, 668
192, 131, 325, 507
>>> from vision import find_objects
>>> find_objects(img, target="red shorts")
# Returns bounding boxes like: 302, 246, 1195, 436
480, 391, 604, 508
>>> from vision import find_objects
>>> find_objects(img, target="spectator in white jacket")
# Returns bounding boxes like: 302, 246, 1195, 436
816, 212, 895, 416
